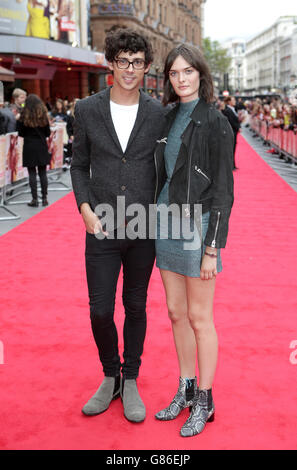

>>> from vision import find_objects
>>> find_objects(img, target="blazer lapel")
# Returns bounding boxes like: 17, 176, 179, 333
97, 88, 123, 153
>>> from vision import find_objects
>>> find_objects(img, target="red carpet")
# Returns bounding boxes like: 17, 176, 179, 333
1, 134, 297, 450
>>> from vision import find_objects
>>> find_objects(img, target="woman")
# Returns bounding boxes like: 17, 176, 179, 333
65, 99, 79, 164
17, 94, 51, 207
50, 98, 68, 123
154, 44, 234, 437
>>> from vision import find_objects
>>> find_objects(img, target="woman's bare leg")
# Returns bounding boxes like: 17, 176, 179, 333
160, 269, 197, 378
186, 277, 217, 389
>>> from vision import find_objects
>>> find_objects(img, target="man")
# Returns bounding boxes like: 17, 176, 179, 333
223, 96, 241, 170
12, 88, 27, 117
0, 102, 17, 133
70, 29, 166, 423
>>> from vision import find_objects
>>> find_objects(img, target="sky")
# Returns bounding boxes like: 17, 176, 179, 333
203, 0, 297, 42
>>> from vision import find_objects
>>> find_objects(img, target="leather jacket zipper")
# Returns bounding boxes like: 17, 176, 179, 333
185, 148, 193, 218
194, 166, 211, 182
211, 211, 221, 248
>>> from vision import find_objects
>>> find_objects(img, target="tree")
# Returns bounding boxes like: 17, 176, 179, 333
203, 37, 231, 91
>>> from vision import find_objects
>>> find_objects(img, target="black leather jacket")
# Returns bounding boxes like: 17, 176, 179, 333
154, 98, 234, 249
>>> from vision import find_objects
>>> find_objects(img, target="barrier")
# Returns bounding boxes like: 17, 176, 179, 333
0, 134, 21, 220
250, 117, 297, 164
0, 123, 71, 220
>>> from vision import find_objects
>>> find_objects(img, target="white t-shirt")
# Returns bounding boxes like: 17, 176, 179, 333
110, 100, 139, 152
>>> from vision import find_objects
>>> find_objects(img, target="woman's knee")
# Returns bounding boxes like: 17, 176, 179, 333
187, 308, 214, 335
167, 300, 187, 323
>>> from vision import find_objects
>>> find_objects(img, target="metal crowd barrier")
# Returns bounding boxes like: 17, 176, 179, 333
250, 117, 297, 164
0, 124, 71, 222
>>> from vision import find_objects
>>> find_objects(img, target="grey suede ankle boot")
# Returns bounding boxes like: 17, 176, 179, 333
82, 376, 120, 416
121, 378, 146, 423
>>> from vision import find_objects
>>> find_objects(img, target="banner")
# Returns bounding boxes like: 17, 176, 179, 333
4, 132, 27, 184
49, 0, 78, 43
48, 124, 64, 170
0, 0, 79, 43
0, 126, 63, 189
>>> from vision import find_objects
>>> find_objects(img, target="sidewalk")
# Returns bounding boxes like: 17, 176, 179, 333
0, 168, 72, 236
241, 126, 297, 193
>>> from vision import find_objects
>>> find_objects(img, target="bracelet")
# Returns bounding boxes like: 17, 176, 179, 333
204, 251, 218, 258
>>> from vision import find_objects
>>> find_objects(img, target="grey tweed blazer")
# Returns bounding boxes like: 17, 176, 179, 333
70, 87, 167, 218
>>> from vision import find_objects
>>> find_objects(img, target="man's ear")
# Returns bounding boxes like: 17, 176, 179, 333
144, 63, 151, 75
107, 61, 114, 72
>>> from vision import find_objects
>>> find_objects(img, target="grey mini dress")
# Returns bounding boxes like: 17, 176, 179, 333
155, 99, 222, 277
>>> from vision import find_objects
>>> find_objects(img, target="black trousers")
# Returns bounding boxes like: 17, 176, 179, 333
27, 166, 48, 199
85, 233, 155, 380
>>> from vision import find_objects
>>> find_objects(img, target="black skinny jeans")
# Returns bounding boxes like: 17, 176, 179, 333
85, 233, 155, 380
27, 166, 48, 199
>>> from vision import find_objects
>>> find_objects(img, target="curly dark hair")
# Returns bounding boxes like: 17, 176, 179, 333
104, 28, 153, 65
163, 44, 214, 106
20, 94, 49, 128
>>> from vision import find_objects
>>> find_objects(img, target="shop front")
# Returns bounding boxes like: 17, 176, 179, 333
0, 0, 108, 102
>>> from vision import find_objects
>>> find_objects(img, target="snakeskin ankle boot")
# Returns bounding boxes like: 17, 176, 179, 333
180, 388, 215, 437
155, 377, 198, 421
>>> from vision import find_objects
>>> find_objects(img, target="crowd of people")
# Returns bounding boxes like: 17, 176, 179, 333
248, 97, 297, 131
216, 95, 297, 132
0, 89, 78, 139
3, 88, 297, 134
0, 88, 79, 208
0, 89, 80, 170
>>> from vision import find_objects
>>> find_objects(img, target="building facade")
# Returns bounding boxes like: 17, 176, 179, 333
0, 0, 206, 101
90, 0, 206, 93
279, 27, 297, 95
222, 38, 246, 93
0, 0, 107, 102
245, 16, 297, 94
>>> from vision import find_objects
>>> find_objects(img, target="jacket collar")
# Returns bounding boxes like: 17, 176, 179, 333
157, 98, 211, 175
189, 97, 210, 124
96, 87, 151, 154
165, 97, 210, 127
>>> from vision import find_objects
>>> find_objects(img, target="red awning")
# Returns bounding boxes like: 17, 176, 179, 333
0, 66, 15, 82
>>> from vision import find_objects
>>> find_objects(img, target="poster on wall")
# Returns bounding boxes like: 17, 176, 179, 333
0, 0, 79, 43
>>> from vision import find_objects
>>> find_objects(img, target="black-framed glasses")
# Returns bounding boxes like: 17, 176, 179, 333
114, 58, 146, 70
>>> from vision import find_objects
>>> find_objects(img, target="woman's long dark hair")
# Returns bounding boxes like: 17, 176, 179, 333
52, 98, 67, 115
20, 94, 49, 128
163, 44, 214, 106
